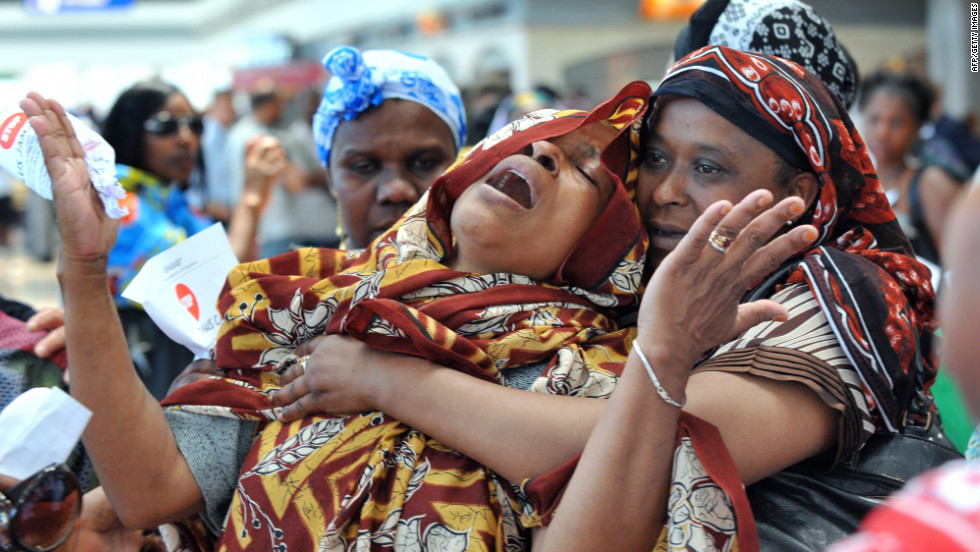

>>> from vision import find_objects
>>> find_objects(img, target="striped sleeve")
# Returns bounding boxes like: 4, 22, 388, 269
695, 284, 873, 464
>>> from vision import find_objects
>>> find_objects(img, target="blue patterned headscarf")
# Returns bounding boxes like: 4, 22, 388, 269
313, 46, 467, 168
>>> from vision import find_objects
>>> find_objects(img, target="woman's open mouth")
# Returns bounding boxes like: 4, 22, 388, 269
486, 169, 535, 209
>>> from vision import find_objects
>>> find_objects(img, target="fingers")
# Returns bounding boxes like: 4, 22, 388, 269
21, 92, 87, 184
271, 373, 311, 422
738, 224, 817, 286
734, 300, 789, 335
25, 306, 65, 331
708, 190, 777, 256
34, 327, 66, 359
277, 354, 309, 387
689, 192, 818, 277
295, 335, 326, 357
670, 200, 733, 265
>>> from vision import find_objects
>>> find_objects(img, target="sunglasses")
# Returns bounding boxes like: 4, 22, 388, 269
0, 464, 82, 552
143, 112, 204, 137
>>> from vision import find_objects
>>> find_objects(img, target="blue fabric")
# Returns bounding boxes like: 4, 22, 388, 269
312, 46, 466, 168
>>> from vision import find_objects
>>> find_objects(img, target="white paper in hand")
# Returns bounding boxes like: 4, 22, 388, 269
0, 387, 92, 479
122, 223, 239, 359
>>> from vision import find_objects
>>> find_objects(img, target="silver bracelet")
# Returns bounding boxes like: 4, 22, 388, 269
633, 340, 686, 408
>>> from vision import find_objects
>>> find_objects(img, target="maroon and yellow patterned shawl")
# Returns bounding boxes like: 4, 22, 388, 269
162, 81, 652, 551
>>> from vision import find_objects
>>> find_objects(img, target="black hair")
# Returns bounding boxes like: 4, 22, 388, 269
250, 89, 279, 110
858, 71, 936, 125
100, 79, 183, 172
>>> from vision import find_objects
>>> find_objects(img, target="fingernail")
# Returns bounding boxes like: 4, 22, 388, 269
757, 194, 772, 207
791, 202, 804, 215
721, 204, 732, 215
803, 228, 818, 241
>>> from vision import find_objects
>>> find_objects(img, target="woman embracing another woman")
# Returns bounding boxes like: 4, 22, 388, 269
536, 45, 952, 552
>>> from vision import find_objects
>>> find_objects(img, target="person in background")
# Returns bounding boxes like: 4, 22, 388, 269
168, 44, 467, 390
99, 80, 282, 399
225, 81, 337, 258
824, 164, 980, 552
672, 0, 860, 110
99, 79, 214, 400
312, 45, 467, 249
858, 70, 960, 266
199, 88, 238, 223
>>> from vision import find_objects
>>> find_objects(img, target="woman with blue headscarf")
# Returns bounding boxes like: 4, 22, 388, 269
312, 46, 467, 249
227, 46, 466, 256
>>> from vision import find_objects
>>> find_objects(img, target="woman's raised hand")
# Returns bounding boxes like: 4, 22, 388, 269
636, 190, 818, 369
20, 93, 118, 268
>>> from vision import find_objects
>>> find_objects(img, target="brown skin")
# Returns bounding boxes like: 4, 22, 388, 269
327, 99, 457, 249
24, 307, 66, 362
861, 90, 960, 258
142, 93, 199, 184
940, 181, 980, 419
21, 90, 821, 544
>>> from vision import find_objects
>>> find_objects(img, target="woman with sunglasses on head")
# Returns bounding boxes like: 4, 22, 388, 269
99, 80, 284, 399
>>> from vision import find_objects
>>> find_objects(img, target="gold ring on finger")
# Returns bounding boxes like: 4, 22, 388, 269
708, 228, 737, 253
298, 355, 310, 376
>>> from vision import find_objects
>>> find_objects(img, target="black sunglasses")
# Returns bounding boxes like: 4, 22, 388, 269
0, 464, 82, 552
143, 112, 204, 137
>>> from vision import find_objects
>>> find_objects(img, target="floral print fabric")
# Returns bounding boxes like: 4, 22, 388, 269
162, 82, 652, 551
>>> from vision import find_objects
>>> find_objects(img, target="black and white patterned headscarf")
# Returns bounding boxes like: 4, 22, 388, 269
673, 0, 859, 109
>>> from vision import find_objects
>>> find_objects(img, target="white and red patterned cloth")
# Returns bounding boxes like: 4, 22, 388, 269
827, 461, 980, 552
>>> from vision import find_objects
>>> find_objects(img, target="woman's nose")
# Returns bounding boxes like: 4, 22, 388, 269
529, 140, 563, 176
648, 169, 687, 207
176, 124, 198, 146
376, 169, 420, 205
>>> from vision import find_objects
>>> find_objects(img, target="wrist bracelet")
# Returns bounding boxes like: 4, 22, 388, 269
633, 340, 686, 408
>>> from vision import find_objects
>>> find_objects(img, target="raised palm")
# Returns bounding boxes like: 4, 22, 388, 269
20, 92, 119, 264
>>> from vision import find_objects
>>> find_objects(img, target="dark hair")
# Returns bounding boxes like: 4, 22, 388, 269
250, 89, 279, 110
858, 71, 936, 125
100, 80, 183, 172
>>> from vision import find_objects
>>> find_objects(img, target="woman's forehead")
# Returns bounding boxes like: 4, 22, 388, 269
649, 97, 779, 161
160, 93, 192, 114
332, 101, 456, 156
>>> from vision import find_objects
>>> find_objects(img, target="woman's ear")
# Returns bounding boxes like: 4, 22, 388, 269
789, 172, 819, 214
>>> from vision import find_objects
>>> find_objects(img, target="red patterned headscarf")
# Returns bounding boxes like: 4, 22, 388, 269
652, 46, 937, 432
